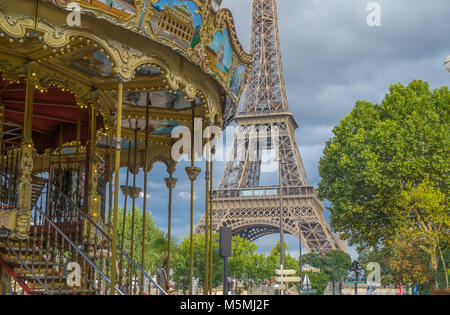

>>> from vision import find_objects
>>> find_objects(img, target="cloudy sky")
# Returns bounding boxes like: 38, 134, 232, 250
126, 0, 449, 260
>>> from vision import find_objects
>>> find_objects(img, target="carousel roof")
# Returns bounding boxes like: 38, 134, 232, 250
47, 0, 252, 112
0, 0, 251, 160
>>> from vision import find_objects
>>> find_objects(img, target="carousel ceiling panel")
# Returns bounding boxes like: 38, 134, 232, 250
0, 76, 102, 153
134, 64, 162, 76
97, 135, 135, 150
56, 47, 114, 79
123, 89, 200, 110
0, 31, 42, 53
79, 0, 137, 19
121, 118, 180, 136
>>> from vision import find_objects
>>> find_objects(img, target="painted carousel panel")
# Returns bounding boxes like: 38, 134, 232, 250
62, 48, 114, 78
150, 0, 203, 50
79, 0, 137, 18
229, 64, 246, 98
97, 136, 136, 149
207, 28, 233, 75
121, 119, 180, 135
134, 64, 162, 76
123, 90, 200, 110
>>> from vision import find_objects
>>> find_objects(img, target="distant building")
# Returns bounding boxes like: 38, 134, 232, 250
158, 4, 194, 43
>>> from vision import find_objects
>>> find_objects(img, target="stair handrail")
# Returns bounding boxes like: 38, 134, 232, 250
49, 183, 168, 295
33, 206, 125, 295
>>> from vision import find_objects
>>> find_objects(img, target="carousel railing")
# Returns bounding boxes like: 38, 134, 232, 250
28, 206, 124, 295
0, 145, 20, 207
0, 241, 54, 295
40, 182, 167, 295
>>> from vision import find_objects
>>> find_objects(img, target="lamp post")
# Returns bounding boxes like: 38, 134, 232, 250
278, 159, 285, 277
445, 56, 450, 73
348, 260, 365, 296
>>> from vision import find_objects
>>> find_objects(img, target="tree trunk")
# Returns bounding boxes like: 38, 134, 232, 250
438, 246, 449, 289
430, 248, 439, 290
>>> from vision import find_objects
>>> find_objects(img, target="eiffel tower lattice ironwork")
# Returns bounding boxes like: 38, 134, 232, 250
195, 0, 345, 254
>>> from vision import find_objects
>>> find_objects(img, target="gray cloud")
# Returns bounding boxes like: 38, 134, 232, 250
216, 0, 450, 254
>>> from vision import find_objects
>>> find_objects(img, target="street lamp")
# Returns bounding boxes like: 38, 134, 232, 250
347, 260, 365, 295
445, 56, 450, 73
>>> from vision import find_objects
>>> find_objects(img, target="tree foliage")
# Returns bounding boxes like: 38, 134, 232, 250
229, 236, 269, 291
358, 247, 396, 286
116, 208, 171, 275
306, 272, 330, 295
172, 233, 222, 293
396, 179, 449, 288
318, 80, 449, 289
389, 239, 429, 286
302, 250, 351, 281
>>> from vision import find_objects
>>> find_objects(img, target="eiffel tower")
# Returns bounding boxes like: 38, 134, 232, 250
196, 0, 345, 255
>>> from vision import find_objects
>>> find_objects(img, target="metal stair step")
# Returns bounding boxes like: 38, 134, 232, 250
29, 289, 94, 295
10, 260, 59, 266
18, 274, 67, 281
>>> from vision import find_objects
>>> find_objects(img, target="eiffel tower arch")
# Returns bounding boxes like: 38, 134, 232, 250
196, 0, 345, 255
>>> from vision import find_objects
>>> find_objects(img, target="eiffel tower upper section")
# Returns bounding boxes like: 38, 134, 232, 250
241, 0, 290, 115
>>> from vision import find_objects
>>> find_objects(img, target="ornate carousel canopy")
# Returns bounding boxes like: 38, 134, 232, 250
0, 0, 250, 296
0, 0, 251, 157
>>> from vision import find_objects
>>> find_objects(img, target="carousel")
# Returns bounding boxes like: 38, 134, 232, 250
0, 0, 251, 295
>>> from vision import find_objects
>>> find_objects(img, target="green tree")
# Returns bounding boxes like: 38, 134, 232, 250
302, 250, 351, 282
322, 250, 352, 281
229, 236, 260, 292
307, 272, 330, 295
438, 248, 449, 289
250, 253, 274, 286
116, 208, 171, 275
358, 247, 395, 286
302, 253, 324, 270
318, 80, 449, 289
266, 242, 299, 275
172, 233, 222, 293
397, 180, 449, 289
389, 239, 430, 288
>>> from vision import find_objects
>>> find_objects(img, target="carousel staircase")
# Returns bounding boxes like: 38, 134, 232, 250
0, 236, 94, 295
0, 181, 167, 295
31, 176, 47, 208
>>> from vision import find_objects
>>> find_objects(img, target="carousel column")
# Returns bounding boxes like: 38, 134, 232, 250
14, 64, 38, 240
107, 128, 114, 228
0, 100, 4, 140
87, 104, 101, 242
110, 82, 124, 294
209, 146, 215, 295
204, 131, 211, 295
141, 93, 151, 276
89, 104, 100, 216
128, 124, 141, 294
164, 147, 177, 287
185, 101, 201, 295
